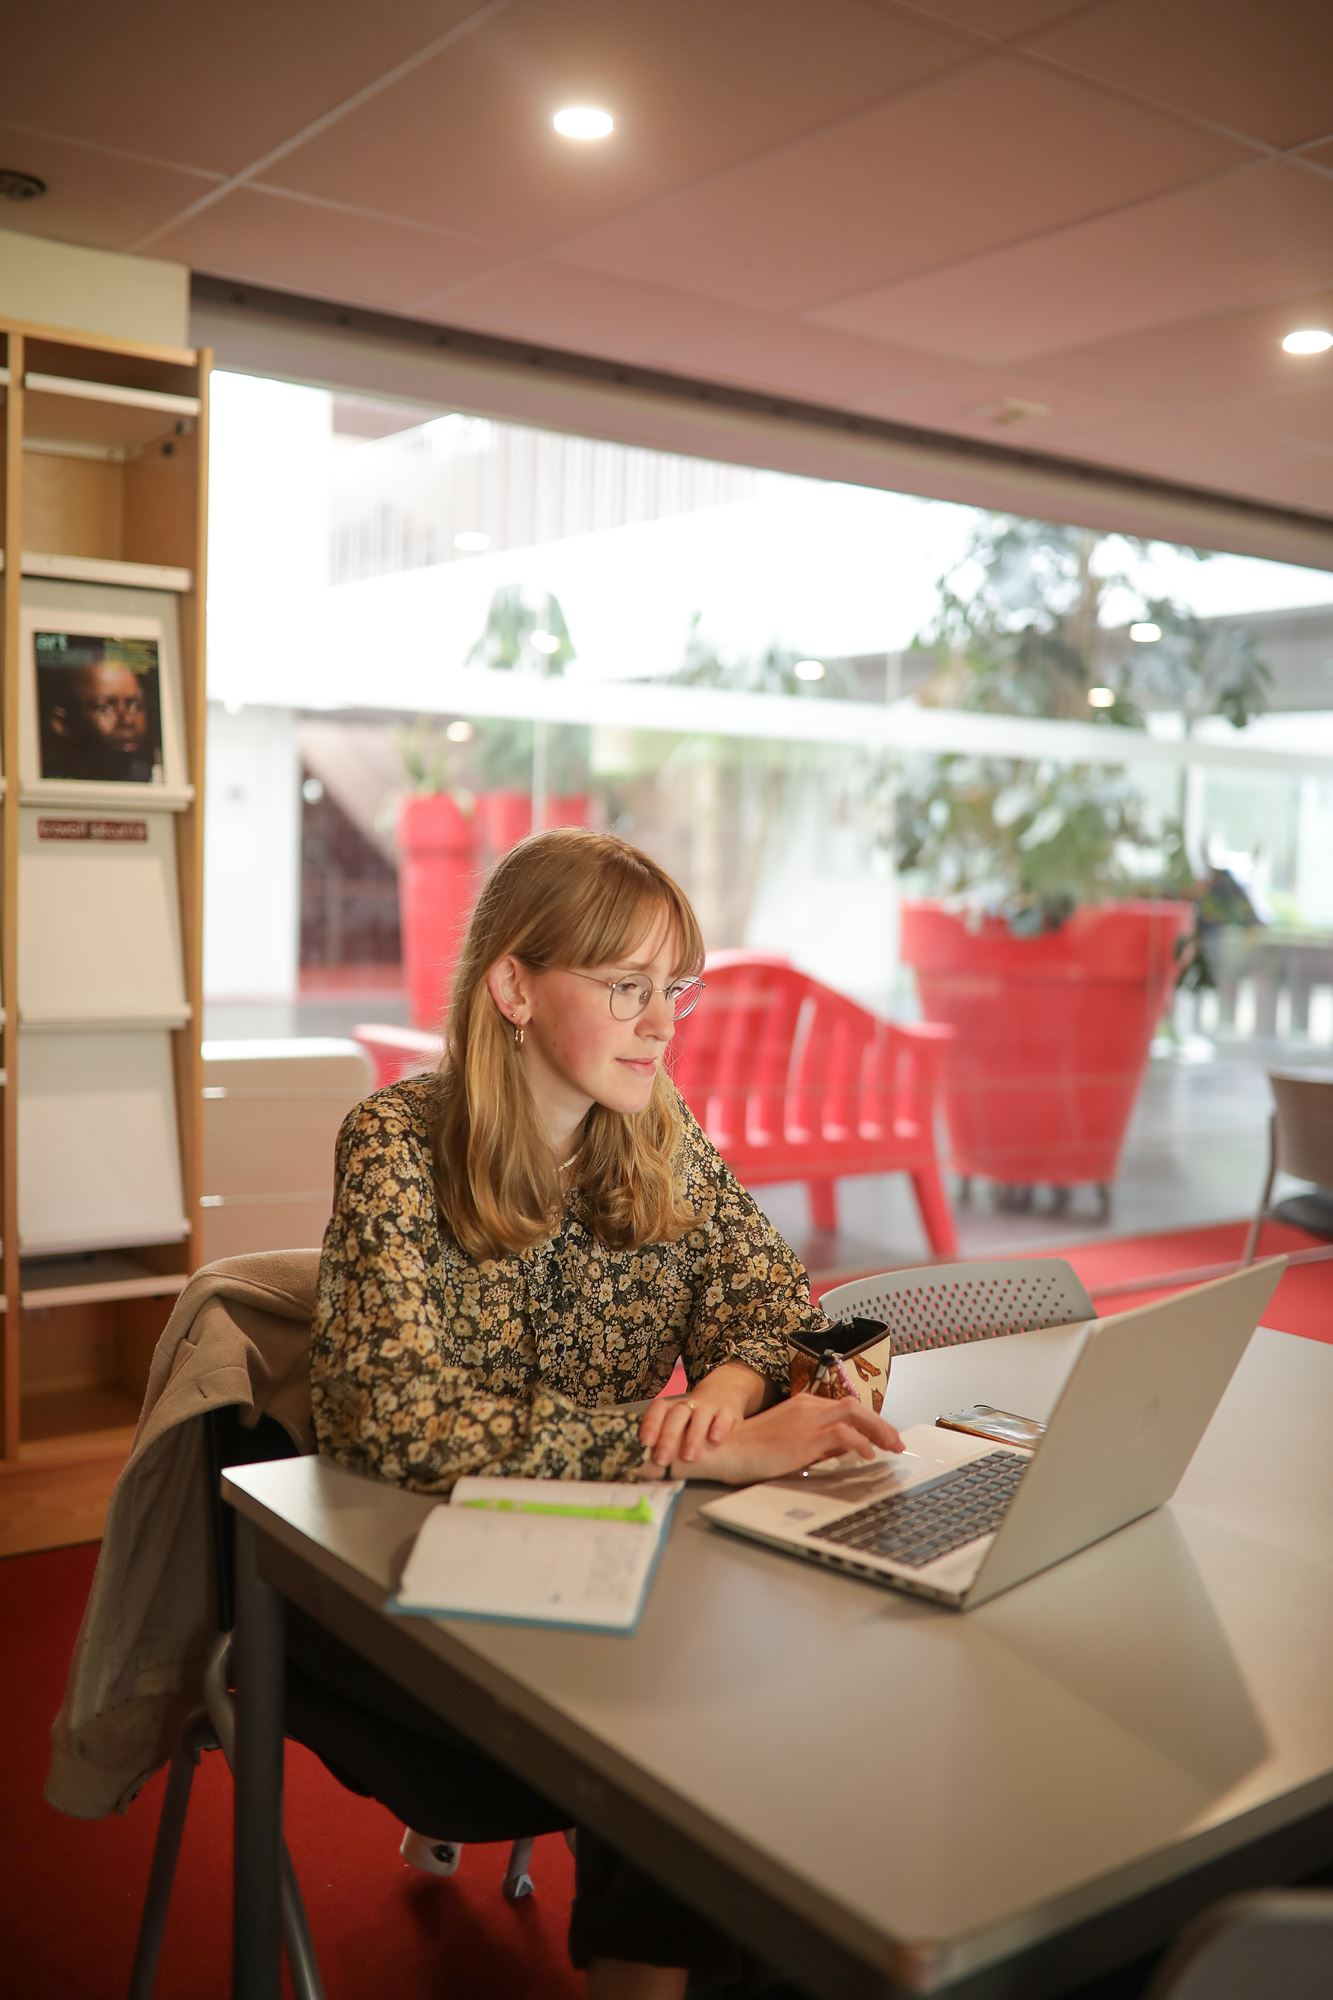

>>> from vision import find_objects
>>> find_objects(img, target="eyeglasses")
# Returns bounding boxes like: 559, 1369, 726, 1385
564, 969, 705, 1021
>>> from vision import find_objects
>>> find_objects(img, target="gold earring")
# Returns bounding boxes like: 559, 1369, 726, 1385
513, 1021, 525, 1048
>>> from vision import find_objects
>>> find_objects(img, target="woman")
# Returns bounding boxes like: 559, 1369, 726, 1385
310, 828, 899, 1999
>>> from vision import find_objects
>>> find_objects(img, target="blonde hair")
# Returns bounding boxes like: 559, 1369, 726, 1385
429, 828, 704, 1260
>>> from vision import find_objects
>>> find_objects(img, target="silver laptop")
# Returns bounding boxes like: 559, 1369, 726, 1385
702, 1260, 1285, 1610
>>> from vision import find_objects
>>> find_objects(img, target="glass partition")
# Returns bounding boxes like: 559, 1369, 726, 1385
204, 370, 1333, 1283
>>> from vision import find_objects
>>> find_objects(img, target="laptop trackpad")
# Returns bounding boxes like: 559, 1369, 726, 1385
791, 1448, 949, 1502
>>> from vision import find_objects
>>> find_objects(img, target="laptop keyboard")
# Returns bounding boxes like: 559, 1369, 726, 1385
812, 1450, 1029, 1569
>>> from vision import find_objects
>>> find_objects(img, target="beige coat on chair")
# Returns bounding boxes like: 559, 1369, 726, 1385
44, 1251, 319, 1819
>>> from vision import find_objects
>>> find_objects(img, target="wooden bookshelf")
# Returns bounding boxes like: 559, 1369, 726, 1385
0, 317, 210, 1554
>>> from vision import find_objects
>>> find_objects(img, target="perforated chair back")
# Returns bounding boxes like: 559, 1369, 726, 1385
820, 1259, 1095, 1355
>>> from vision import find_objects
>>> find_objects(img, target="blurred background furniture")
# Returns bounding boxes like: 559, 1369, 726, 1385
351, 1023, 440, 1092
199, 1039, 374, 1264
1242, 1069, 1333, 1267
661, 952, 956, 1253
356, 953, 959, 1256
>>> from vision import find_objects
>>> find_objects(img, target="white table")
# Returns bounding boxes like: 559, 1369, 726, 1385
224, 1327, 1333, 1999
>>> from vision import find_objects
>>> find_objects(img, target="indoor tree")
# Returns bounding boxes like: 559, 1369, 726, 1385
887, 515, 1271, 941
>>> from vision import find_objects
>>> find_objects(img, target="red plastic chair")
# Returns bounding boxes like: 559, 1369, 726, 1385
352, 1023, 441, 1091
670, 953, 957, 1255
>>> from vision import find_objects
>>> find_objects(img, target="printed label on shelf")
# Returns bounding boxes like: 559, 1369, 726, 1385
38, 817, 150, 842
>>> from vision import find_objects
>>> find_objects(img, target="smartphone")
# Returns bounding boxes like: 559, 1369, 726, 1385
791, 1316, 889, 1362
936, 1403, 1045, 1449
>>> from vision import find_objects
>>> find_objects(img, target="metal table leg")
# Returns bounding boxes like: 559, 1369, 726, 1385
232, 1515, 285, 2000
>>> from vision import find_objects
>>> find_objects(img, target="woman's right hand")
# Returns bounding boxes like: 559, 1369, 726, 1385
682, 1393, 902, 1485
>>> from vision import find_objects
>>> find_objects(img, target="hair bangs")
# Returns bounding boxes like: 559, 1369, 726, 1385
522, 847, 703, 979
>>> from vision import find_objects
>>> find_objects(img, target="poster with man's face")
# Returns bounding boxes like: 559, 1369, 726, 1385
35, 631, 165, 785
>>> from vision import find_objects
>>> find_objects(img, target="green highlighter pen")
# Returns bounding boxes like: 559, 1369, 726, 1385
460, 1496, 656, 1524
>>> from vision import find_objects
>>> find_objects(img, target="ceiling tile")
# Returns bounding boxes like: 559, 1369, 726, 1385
1021, 0, 1333, 150
148, 187, 514, 312
0, 0, 484, 176
0, 124, 218, 251
413, 259, 957, 401
1299, 139, 1333, 176
1227, 381, 1333, 453
849, 360, 1126, 446
554, 52, 1246, 314
263, 0, 973, 253
1243, 451, 1333, 514
883, 0, 1087, 37
1047, 405, 1316, 485
810, 163, 1333, 363
1031, 288, 1333, 409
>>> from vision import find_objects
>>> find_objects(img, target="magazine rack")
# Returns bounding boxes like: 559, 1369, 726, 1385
0, 317, 209, 1552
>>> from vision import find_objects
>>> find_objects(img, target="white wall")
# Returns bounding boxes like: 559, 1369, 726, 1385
207, 372, 334, 710
0, 228, 188, 346
204, 704, 302, 999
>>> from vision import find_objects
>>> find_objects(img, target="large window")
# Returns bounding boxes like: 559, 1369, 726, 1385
204, 369, 1333, 1260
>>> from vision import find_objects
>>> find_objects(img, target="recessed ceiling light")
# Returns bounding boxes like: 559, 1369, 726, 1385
453, 530, 490, 553
531, 629, 562, 655
1281, 328, 1333, 356
553, 106, 614, 141
1128, 622, 1162, 644
445, 719, 474, 743
794, 658, 826, 682
1087, 686, 1116, 708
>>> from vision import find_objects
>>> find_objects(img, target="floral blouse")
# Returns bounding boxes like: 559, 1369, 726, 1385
311, 1076, 832, 1493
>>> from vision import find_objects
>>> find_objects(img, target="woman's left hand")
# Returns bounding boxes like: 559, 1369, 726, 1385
639, 1362, 765, 1467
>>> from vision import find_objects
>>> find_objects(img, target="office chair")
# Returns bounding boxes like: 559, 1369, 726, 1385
820, 1257, 1095, 1353
1242, 1068, 1333, 1267
1143, 1888, 1333, 2000
127, 1400, 551, 2000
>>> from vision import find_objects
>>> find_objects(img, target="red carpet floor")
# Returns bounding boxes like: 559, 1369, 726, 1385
5, 1221, 1327, 1999
0, 1540, 580, 2000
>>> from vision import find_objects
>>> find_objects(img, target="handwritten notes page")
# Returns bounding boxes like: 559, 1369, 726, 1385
390, 1479, 684, 1633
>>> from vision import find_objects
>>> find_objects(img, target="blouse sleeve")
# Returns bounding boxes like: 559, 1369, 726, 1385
311, 1092, 648, 1494
675, 1098, 832, 1396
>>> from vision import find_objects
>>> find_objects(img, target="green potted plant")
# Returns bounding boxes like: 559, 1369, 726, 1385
890, 515, 1271, 1212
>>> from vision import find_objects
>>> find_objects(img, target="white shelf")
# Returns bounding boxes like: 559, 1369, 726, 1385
20, 1011, 191, 1033
19, 782, 194, 813
19, 807, 190, 1027
20, 1251, 189, 1310
0, 549, 193, 592
25, 372, 199, 458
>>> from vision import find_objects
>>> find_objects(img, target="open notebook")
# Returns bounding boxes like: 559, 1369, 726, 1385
387, 1477, 685, 1634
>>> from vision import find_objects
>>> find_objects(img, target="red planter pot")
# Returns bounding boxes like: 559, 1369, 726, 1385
476, 789, 532, 857
899, 899, 1193, 1190
395, 794, 479, 1028
475, 790, 591, 858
